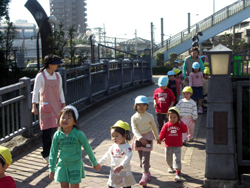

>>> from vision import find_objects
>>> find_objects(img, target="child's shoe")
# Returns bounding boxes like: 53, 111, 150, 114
43, 156, 49, 163
139, 173, 148, 186
182, 140, 187, 146
175, 174, 181, 182
198, 107, 203, 114
168, 167, 174, 173
147, 171, 151, 181
188, 138, 194, 142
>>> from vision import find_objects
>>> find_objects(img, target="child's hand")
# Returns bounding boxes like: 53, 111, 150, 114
156, 138, 161, 144
49, 172, 54, 180
153, 103, 157, 109
178, 120, 181, 124
139, 138, 148, 145
192, 119, 195, 123
93, 163, 101, 171
113, 165, 123, 174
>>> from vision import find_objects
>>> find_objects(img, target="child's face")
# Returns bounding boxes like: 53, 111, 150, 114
182, 92, 192, 100
201, 57, 205, 62
191, 51, 198, 59
204, 74, 209, 79
111, 129, 125, 145
136, 103, 148, 113
160, 85, 168, 90
176, 74, 180, 79
168, 113, 178, 124
168, 75, 174, 81
194, 69, 199, 73
59, 112, 76, 130
174, 63, 178, 68
0, 163, 8, 178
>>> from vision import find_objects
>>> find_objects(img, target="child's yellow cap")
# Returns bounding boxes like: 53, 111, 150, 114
204, 67, 210, 75
110, 120, 130, 131
204, 62, 209, 66
182, 86, 193, 94
173, 69, 181, 75
168, 107, 180, 116
0, 146, 12, 166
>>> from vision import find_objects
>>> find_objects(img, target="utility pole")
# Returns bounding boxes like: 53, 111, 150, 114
161, 18, 164, 48
151, 22, 154, 57
188, 13, 190, 34
135, 29, 137, 55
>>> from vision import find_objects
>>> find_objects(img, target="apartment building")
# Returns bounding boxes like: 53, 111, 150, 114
50, 0, 87, 33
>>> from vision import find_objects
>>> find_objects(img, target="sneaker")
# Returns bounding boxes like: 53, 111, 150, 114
198, 108, 203, 114
147, 171, 151, 181
188, 138, 194, 142
43, 156, 49, 163
182, 140, 187, 146
175, 174, 181, 182
168, 167, 174, 173
139, 174, 148, 186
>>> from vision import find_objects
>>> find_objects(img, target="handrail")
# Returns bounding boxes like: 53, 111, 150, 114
153, 0, 249, 55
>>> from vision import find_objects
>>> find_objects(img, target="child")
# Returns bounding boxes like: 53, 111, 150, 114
131, 95, 161, 186
204, 62, 209, 68
200, 55, 205, 63
159, 107, 187, 182
176, 87, 198, 144
49, 105, 101, 187
203, 67, 210, 112
98, 120, 136, 188
0, 146, 16, 188
167, 71, 177, 105
172, 61, 182, 72
189, 62, 204, 114
153, 76, 175, 132
173, 69, 183, 103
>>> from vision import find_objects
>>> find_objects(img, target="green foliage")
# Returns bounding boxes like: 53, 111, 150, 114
152, 63, 172, 74
168, 52, 177, 66
141, 52, 145, 60
115, 52, 124, 59
128, 52, 137, 58
0, 0, 10, 20
156, 52, 164, 66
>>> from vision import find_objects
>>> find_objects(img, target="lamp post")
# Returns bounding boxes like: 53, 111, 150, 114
36, 15, 57, 70
86, 30, 94, 63
204, 44, 237, 187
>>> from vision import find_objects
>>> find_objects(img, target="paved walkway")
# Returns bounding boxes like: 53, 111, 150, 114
6, 76, 206, 188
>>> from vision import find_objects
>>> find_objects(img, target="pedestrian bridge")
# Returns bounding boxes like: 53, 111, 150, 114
152, 0, 250, 64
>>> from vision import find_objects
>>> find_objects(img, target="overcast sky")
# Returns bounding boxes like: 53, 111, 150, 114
8, 0, 240, 43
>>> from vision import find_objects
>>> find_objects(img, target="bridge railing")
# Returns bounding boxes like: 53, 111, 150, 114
153, 0, 250, 56
0, 57, 152, 144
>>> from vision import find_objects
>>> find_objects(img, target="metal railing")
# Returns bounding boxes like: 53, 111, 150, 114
153, 0, 250, 56
0, 58, 152, 143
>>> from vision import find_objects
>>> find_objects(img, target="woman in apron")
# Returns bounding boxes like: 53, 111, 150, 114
31, 54, 65, 162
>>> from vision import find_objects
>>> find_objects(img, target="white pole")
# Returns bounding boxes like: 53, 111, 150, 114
213, 0, 215, 14
135, 29, 137, 55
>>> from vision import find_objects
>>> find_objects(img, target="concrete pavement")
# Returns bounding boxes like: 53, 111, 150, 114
5, 76, 207, 188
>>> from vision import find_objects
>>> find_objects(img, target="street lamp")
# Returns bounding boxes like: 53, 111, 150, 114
36, 15, 57, 70
205, 44, 237, 187
86, 30, 94, 63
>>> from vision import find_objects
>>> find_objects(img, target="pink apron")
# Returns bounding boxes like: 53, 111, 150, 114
39, 71, 62, 130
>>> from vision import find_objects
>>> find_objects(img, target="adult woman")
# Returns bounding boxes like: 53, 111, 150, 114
182, 47, 205, 84
31, 54, 66, 162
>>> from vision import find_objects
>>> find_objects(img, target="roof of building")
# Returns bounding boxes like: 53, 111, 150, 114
120, 37, 151, 45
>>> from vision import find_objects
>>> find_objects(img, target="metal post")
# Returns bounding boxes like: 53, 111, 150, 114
115, 38, 117, 58
98, 44, 100, 62
19, 77, 33, 138
140, 59, 143, 84
188, 13, 190, 34
151, 22, 154, 57
83, 63, 92, 103
130, 58, 135, 86
161, 18, 164, 48
103, 59, 110, 95
118, 58, 124, 89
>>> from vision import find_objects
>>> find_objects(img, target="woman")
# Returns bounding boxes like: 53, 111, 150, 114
182, 47, 205, 85
31, 54, 66, 162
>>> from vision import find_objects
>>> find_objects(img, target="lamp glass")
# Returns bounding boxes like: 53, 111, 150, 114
211, 54, 229, 75
48, 15, 57, 24
86, 30, 92, 37
145, 49, 150, 55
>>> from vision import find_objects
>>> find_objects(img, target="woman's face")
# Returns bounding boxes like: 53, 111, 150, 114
191, 50, 198, 59
49, 64, 59, 71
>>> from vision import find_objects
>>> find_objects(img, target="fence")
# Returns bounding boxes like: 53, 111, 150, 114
0, 57, 152, 144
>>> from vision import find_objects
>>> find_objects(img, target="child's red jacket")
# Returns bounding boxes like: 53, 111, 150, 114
159, 121, 187, 147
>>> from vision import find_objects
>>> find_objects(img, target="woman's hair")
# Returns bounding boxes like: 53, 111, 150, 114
0, 155, 6, 167
58, 108, 79, 130
192, 68, 201, 72
111, 127, 131, 142
38, 54, 61, 73
133, 104, 149, 111
168, 109, 180, 121
189, 47, 199, 59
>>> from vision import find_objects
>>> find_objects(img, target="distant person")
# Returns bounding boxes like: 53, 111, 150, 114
131, 95, 161, 186
159, 107, 187, 182
49, 105, 101, 187
98, 120, 136, 188
203, 67, 210, 112
167, 71, 177, 105
200, 55, 205, 63
176, 87, 198, 144
182, 47, 205, 85
0, 146, 16, 188
203, 48, 209, 62
172, 61, 182, 72
173, 69, 183, 103
31, 54, 66, 163
189, 62, 204, 114
153, 76, 175, 132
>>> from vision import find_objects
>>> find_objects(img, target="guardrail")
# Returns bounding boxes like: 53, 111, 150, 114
0, 57, 152, 144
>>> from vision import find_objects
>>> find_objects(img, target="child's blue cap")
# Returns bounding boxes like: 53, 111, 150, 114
135, 95, 148, 104
192, 62, 200, 69
167, 70, 175, 76
158, 76, 169, 86
200, 55, 205, 59
174, 61, 179, 64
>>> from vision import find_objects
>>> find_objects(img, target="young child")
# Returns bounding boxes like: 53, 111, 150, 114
49, 105, 101, 187
172, 61, 182, 72
189, 62, 204, 114
131, 95, 161, 186
176, 87, 198, 144
0, 146, 16, 188
203, 67, 210, 112
159, 107, 187, 182
204, 62, 209, 68
200, 55, 205, 63
167, 71, 177, 105
98, 120, 136, 188
153, 76, 175, 132
173, 69, 183, 103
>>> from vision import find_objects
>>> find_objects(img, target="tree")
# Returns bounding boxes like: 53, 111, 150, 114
168, 52, 177, 66
156, 52, 164, 66
0, 0, 11, 21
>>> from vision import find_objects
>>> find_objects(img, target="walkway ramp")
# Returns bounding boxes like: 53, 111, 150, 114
153, 0, 250, 63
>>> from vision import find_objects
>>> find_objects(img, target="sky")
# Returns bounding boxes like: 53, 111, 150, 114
8, 0, 239, 44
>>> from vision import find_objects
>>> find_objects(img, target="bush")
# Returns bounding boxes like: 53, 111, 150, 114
152, 65, 172, 75
156, 53, 164, 66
